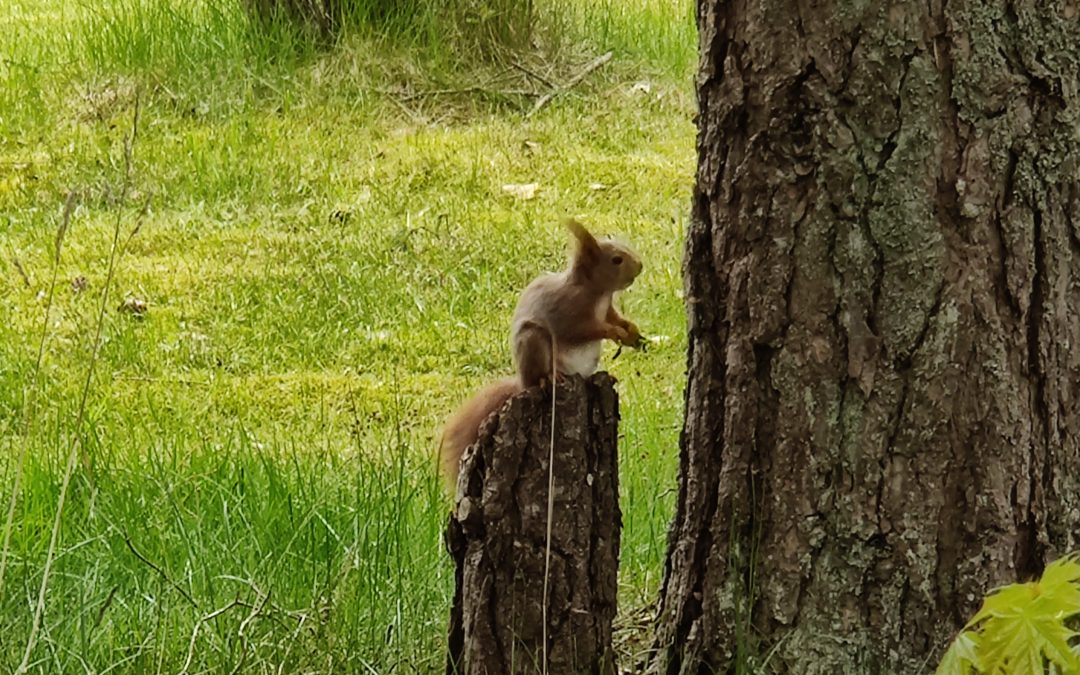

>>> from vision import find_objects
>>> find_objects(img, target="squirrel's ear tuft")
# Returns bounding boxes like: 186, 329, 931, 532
565, 218, 600, 253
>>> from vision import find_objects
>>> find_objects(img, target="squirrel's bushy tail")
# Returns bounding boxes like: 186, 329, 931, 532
439, 377, 521, 489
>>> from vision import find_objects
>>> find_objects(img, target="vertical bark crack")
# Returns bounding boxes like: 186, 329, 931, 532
1019, 201, 1048, 578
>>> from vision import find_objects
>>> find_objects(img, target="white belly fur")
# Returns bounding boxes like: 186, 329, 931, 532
558, 295, 611, 376
559, 341, 602, 376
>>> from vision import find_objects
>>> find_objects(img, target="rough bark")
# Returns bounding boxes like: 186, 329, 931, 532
656, 0, 1080, 672
446, 373, 621, 675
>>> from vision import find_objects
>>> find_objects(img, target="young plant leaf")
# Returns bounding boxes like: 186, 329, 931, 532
935, 631, 979, 675
960, 555, 1080, 674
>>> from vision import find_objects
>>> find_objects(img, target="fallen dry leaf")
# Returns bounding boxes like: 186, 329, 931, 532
501, 182, 539, 200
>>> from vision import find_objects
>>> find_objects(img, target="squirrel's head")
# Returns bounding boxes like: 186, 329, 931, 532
565, 219, 642, 291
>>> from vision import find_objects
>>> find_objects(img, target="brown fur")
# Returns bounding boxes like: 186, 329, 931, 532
438, 377, 521, 490
438, 219, 644, 489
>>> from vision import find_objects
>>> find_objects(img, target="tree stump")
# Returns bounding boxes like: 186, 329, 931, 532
446, 373, 621, 675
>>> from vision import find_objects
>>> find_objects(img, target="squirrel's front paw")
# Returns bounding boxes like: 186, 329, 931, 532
607, 324, 630, 343
621, 321, 646, 349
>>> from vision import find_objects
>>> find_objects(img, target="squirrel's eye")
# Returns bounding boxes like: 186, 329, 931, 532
612, 255, 623, 265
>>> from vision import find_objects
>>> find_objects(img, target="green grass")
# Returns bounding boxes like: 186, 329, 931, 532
1, 0, 694, 670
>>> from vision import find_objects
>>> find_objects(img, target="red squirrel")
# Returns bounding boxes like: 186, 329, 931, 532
438, 219, 644, 487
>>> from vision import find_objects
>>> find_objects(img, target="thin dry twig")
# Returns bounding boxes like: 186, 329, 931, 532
216, 575, 310, 630
229, 590, 272, 675
378, 66, 531, 103
91, 585, 119, 632
510, 60, 558, 89
612, 603, 657, 674
123, 534, 200, 610
528, 51, 614, 117
54, 193, 76, 263
275, 612, 310, 675
394, 86, 537, 101
237, 591, 271, 638
118, 192, 152, 258
382, 93, 425, 124
113, 374, 210, 386
180, 597, 245, 675
11, 254, 31, 287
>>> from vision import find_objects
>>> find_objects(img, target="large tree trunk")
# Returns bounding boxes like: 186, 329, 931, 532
655, 1, 1080, 672
446, 374, 621, 674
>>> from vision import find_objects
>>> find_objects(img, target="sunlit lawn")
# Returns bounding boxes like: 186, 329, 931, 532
0, 0, 694, 670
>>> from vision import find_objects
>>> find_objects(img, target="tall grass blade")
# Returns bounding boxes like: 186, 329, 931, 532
17, 99, 140, 673
0, 191, 78, 600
